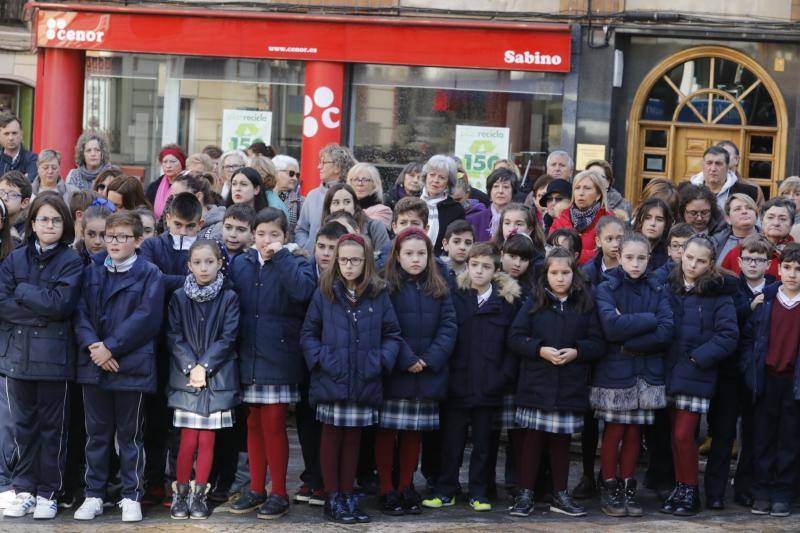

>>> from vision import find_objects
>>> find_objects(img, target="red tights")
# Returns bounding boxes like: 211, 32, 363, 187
670, 408, 700, 485
247, 403, 289, 497
518, 429, 571, 492
320, 424, 362, 494
176, 428, 216, 485
600, 422, 641, 480
374, 428, 422, 495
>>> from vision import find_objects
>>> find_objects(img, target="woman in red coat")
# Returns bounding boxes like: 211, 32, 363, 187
549, 169, 611, 265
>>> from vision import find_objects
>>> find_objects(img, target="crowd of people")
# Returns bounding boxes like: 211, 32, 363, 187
1, 111, 800, 524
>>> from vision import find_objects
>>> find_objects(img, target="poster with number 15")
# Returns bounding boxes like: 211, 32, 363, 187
454, 125, 510, 192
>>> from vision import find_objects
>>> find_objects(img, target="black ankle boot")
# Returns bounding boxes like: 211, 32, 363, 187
623, 478, 643, 517
324, 492, 354, 524
600, 478, 626, 517
660, 483, 685, 514
673, 484, 701, 517
189, 482, 210, 519
344, 493, 370, 523
170, 482, 191, 519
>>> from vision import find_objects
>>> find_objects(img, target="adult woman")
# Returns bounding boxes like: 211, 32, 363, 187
467, 167, 517, 242
779, 176, 800, 225
676, 184, 724, 237
272, 155, 304, 238
249, 154, 289, 219
585, 159, 632, 219
419, 155, 465, 256
227, 167, 269, 213
106, 175, 152, 211
218, 150, 249, 198
31, 149, 78, 204
92, 166, 124, 198
384, 162, 423, 210
66, 131, 112, 191
320, 182, 389, 252
549, 169, 610, 265
347, 163, 392, 230
185, 153, 214, 174
146, 144, 187, 218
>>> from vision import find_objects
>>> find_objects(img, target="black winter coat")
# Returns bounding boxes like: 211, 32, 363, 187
431, 197, 465, 256
138, 232, 190, 294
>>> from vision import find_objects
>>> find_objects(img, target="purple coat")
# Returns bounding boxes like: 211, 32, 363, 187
466, 204, 496, 242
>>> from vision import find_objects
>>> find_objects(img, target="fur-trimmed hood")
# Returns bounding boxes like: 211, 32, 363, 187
456, 270, 521, 304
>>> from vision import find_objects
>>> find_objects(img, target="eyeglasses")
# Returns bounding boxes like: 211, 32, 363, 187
741, 257, 769, 265
351, 177, 371, 185
319, 160, 335, 166
281, 170, 299, 178
337, 257, 364, 266
685, 209, 711, 219
103, 234, 134, 244
223, 164, 244, 172
34, 216, 63, 227
669, 242, 685, 251
0, 191, 22, 201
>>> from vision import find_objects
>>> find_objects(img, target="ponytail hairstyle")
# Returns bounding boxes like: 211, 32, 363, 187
594, 215, 628, 251
668, 233, 724, 295
492, 202, 546, 253
530, 246, 592, 314
384, 227, 449, 298
320, 233, 385, 301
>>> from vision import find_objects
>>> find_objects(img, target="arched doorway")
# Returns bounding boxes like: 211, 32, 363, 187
625, 46, 787, 205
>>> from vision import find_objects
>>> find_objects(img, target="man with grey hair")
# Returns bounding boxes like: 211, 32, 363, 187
546, 150, 574, 181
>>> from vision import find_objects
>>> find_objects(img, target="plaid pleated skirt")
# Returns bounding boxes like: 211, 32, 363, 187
242, 384, 300, 405
173, 409, 234, 430
379, 399, 439, 431
515, 407, 583, 434
594, 408, 655, 425
316, 401, 379, 427
669, 394, 710, 414
494, 393, 518, 430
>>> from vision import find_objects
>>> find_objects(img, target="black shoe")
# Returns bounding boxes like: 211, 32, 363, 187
208, 486, 231, 503
230, 490, 266, 514
600, 478, 626, 517
189, 483, 211, 520
623, 478, 643, 517
324, 492, 355, 524
257, 494, 290, 520
571, 474, 597, 500
660, 483, 685, 514
751, 499, 770, 515
170, 482, 191, 519
509, 489, 534, 517
401, 486, 422, 515
550, 490, 587, 517
673, 484, 701, 517
770, 501, 791, 517
356, 476, 379, 496
734, 493, 754, 507
344, 493, 370, 523
379, 491, 405, 516
706, 498, 724, 510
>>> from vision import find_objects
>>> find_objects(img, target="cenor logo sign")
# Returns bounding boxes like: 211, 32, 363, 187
43, 15, 105, 44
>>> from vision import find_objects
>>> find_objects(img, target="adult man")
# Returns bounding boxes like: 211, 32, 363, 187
0, 115, 37, 181
546, 150, 574, 181
718, 140, 765, 208
690, 145, 758, 211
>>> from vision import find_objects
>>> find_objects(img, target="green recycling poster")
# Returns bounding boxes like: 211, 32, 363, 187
222, 109, 272, 151
454, 125, 510, 192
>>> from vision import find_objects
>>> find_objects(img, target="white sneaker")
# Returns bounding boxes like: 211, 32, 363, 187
119, 498, 142, 522
74, 497, 104, 520
0, 489, 16, 510
3, 492, 35, 517
32, 496, 58, 519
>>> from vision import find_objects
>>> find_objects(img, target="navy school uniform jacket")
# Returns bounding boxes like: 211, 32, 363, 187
652, 258, 674, 285
448, 271, 521, 408
167, 284, 240, 416
594, 268, 674, 389
231, 247, 316, 387
665, 277, 738, 399
580, 252, 610, 290
384, 275, 457, 401
138, 232, 191, 294
0, 241, 83, 381
509, 293, 605, 412
301, 281, 403, 407
74, 256, 165, 393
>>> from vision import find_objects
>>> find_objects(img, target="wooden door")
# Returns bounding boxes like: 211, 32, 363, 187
672, 127, 740, 182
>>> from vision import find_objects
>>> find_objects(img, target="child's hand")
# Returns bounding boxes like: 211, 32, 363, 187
189, 365, 207, 388
751, 293, 765, 310
100, 358, 119, 373
557, 348, 578, 365
539, 346, 561, 364
89, 342, 113, 366
261, 242, 283, 261
407, 361, 424, 374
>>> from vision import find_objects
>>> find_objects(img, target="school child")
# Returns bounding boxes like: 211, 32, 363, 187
167, 239, 240, 520
663, 235, 738, 516
633, 198, 672, 271
653, 223, 695, 284
71, 211, 164, 522
230, 207, 316, 519
740, 242, 800, 518
76, 204, 113, 265
0, 170, 32, 240
301, 234, 402, 524
68, 190, 98, 245
376, 228, 456, 516
501, 232, 538, 294
0, 197, 14, 261
581, 216, 627, 289
508, 247, 605, 517
422, 243, 521, 512
311, 222, 349, 281
133, 207, 157, 240
546, 228, 582, 262
392, 196, 429, 234
593, 232, 674, 518
441, 219, 474, 280
0, 194, 83, 519
0, 198, 14, 510
220, 204, 255, 260
492, 204, 546, 275
705, 235, 775, 509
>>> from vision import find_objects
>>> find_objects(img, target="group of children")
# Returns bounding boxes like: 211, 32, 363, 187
0, 172, 798, 525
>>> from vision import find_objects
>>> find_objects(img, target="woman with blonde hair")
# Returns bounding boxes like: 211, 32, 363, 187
347, 163, 392, 229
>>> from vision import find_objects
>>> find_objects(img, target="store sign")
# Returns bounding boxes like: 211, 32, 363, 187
35, 9, 571, 73
222, 110, 272, 151
454, 125, 510, 192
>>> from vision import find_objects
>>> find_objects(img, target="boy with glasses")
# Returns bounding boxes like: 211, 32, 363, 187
0, 171, 32, 239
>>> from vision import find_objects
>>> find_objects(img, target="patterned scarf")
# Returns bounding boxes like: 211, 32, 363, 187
569, 201, 601, 232
184, 272, 224, 303
67, 163, 109, 191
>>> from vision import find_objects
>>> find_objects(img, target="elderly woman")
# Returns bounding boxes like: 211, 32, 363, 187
585, 159, 632, 219
273, 154, 304, 237
218, 149, 249, 198
145, 143, 186, 218
549, 169, 610, 265
295, 143, 356, 251
66, 131, 112, 190
347, 162, 392, 230
420, 154, 466, 256
384, 161, 423, 210
31, 149, 78, 203
185, 152, 214, 174
466, 167, 517, 242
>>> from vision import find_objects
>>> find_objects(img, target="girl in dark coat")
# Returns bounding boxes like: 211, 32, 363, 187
662, 235, 738, 516
167, 239, 240, 520
301, 233, 402, 524
508, 247, 605, 517
633, 198, 672, 272
375, 228, 456, 515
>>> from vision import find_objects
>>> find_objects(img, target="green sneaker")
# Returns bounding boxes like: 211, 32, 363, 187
421, 495, 455, 508
469, 498, 492, 512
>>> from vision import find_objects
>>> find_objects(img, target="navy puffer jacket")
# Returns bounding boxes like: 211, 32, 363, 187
385, 275, 457, 401
138, 232, 190, 294
301, 282, 402, 407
